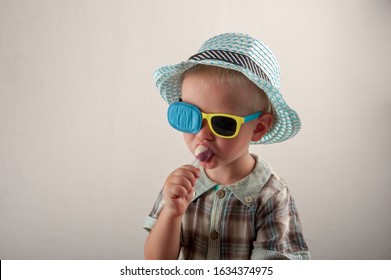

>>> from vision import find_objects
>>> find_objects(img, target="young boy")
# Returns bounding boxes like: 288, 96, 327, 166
142, 33, 310, 260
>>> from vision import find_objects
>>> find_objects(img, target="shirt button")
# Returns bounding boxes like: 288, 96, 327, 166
210, 230, 219, 240
216, 189, 225, 198
244, 196, 253, 204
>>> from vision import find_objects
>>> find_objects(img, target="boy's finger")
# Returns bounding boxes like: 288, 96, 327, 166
182, 165, 201, 178
166, 184, 188, 198
185, 188, 195, 201
171, 166, 200, 184
168, 175, 193, 193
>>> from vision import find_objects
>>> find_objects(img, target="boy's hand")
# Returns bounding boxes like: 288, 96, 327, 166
163, 165, 200, 217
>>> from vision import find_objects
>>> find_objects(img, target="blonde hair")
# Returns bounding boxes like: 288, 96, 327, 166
182, 65, 272, 114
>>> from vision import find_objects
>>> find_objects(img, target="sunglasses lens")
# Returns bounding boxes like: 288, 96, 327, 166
211, 116, 237, 137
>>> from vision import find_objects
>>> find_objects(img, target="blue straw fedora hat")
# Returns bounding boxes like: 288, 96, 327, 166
154, 33, 301, 144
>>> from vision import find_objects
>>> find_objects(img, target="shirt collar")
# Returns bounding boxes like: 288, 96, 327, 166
192, 154, 272, 207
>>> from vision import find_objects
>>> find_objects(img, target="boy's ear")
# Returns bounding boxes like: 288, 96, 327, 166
251, 113, 273, 142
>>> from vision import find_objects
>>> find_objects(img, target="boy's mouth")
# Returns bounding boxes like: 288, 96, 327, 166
194, 145, 214, 162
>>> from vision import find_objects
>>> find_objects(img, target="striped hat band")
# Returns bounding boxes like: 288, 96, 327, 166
189, 50, 272, 84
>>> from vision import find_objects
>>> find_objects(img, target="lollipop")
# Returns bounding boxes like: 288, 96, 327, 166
194, 145, 213, 163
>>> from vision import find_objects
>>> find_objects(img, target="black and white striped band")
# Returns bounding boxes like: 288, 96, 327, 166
189, 50, 271, 84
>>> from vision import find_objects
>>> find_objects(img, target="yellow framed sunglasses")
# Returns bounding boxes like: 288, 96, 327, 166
167, 101, 262, 139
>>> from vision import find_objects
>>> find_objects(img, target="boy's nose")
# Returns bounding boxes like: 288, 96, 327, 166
196, 119, 215, 141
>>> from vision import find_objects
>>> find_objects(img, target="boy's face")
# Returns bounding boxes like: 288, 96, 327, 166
181, 73, 271, 170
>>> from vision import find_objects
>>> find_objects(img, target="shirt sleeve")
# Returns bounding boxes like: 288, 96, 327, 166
251, 183, 310, 260
141, 188, 165, 231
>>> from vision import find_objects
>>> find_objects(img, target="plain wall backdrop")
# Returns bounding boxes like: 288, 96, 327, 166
0, 0, 390, 259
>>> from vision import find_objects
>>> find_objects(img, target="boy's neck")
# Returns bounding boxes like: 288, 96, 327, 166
205, 152, 256, 185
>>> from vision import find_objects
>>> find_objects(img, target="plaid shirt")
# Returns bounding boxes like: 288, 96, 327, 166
142, 155, 310, 260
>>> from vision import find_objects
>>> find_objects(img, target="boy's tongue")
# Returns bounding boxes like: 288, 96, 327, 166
194, 145, 213, 162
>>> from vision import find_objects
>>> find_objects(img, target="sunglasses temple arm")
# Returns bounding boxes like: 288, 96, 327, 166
193, 159, 200, 166
244, 112, 262, 122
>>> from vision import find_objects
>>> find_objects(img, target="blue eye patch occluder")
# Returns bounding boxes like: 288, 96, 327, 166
167, 102, 202, 134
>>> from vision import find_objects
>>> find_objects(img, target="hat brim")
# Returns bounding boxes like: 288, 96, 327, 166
154, 59, 301, 144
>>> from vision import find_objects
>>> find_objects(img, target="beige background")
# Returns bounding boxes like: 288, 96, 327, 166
1, 0, 390, 259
